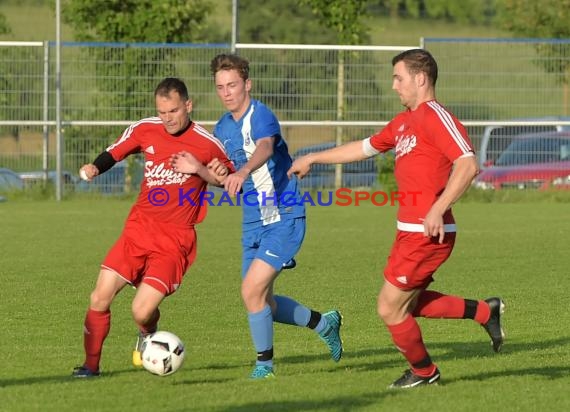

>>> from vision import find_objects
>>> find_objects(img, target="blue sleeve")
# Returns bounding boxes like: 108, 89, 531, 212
251, 105, 281, 142
213, 121, 221, 139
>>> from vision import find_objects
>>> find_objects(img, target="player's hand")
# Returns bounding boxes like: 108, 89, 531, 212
207, 158, 229, 178
171, 151, 200, 174
287, 155, 312, 179
224, 169, 248, 196
79, 164, 99, 182
422, 211, 445, 244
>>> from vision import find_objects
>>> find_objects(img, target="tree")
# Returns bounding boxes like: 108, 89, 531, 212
299, 0, 369, 45
368, 0, 497, 24
497, 0, 570, 113
0, 13, 11, 35
62, 0, 216, 120
423, 0, 497, 24
62, 0, 215, 187
296, 0, 377, 188
63, 0, 213, 43
497, 0, 570, 38
238, 0, 340, 44
62, 0, 215, 120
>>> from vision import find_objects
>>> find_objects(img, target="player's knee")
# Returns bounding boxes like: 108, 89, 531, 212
377, 302, 388, 321
240, 283, 254, 304
377, 300, 395, 323
240, 283, 266, 312
131, 306, 154, 326
89, 289, 113, 311
378, 299, 411, 325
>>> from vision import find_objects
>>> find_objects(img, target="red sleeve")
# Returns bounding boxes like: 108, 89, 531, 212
105, 125, 143, 162
369, 119, 397, 153
213, 145, 235, 173
424, 102, 474, 162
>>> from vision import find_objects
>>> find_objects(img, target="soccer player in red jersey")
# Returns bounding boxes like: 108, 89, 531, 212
72, 78, 234, 378
288, 49, 505, 388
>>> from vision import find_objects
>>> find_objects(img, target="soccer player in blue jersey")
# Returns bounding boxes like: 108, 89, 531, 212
174, 53, 343, 379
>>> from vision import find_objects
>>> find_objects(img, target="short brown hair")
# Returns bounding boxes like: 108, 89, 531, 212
154, 77, 189, 100
392, 49, 438, 86
210, 54, 250, 81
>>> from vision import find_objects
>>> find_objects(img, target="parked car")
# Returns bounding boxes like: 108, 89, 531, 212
18, 170, 79, 190
479, 116, 570, 168
76, 159, 143, 194
473, 131, 570, 190
0, 168, 25, 201
291, 142, 378, 189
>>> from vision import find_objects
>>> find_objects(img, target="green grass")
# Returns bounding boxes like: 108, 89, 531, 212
1, 198, 569, 411
0, 4, 75, 42
364, 16, 512, 46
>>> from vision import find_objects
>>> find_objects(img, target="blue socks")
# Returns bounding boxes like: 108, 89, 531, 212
273, 295, 310, 326
248, 305, 273, 367
248, 297, 329, 367
273, 295, 328, 333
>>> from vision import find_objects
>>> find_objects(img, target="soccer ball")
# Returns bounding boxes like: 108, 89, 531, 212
141, 331, 185, 376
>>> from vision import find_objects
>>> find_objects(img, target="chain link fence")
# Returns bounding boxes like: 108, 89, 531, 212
1, 39, 570, 195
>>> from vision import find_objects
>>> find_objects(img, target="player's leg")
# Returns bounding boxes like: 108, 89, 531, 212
411, 291, 505, 352
132, 309, 160, 367
131, 283, 166, 366
242, 258, 279, 379
380, 232, 447, 388
272, 295, 343, 362
73, 268, 128, 377
260, 217, 343, 362
378, 281, 440, 388
131, 227, 196, 366
406, 230, 505, 352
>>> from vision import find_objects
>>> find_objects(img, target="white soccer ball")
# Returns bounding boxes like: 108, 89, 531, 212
141, 331, 185, 376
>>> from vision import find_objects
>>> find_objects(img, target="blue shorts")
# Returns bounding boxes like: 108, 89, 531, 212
241, 217, 305, 277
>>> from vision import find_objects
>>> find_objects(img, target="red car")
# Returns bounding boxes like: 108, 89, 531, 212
473, 131, 570, 190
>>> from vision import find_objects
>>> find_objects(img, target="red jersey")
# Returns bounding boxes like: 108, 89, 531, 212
367, 100, 474, 225
106, 118, 233, 226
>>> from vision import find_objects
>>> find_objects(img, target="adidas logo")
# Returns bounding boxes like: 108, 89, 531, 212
145, 145, 155, 154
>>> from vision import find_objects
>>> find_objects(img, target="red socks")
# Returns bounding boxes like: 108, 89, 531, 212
412, 290, 491, 324
82, 307, 160, 372
387, 291, 492, 377
83, 309, 111, 372
387, 314, 436, 377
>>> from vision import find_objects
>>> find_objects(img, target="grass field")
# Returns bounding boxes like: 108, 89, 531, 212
1, 197, 569, 411
0, 2, 511, 44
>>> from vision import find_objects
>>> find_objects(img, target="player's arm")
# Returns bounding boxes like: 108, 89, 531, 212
171, 151, 228, 186
224, 136, 274, 196
287, 139, 372, 179
80, 124, 142, 181
79, 151, 117, 181
423, 154, 479, 243
198, 163, 228, 186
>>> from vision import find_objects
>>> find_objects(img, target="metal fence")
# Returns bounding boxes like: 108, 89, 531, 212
1, 39, 570, 195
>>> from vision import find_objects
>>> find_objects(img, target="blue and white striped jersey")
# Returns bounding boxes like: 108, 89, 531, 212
214, 99, 305, 227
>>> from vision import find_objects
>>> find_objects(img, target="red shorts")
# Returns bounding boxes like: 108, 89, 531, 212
102, 210, 197, 296
384, 231, 456, 290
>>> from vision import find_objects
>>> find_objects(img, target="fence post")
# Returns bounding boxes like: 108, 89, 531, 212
335, 50, 344, 189
42, 41, 50, 186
